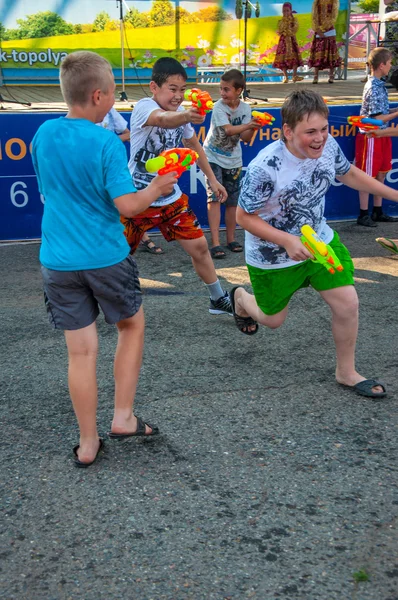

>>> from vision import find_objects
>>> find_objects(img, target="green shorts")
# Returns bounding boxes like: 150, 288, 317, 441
247, 232, 355, 316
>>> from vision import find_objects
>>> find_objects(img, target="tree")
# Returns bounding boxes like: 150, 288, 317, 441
92, 11, 111, 32
235, 0, 243, 20
246, 2, 252, 19
14, 11, 74, 39
194, 7, 232, 22
149, 0, 175, 27
357, 0, 379, 12
125, 8, 150, 29
255, 2, 260, 18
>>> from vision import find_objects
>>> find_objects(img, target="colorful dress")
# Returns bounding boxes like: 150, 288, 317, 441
308, 0, 341, 70
273, 15, 304, 70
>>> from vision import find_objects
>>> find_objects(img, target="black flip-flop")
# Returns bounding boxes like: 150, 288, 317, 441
210, 246, 226, 259
230, 286, 258, 336
108, 416, 160, 438
227, 241, 243, 253
140, 239, 164, 254
339, 379, 387, 399
73, 438, 104, 468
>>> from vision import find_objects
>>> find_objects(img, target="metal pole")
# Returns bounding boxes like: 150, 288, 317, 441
118, 0, 128, 100
343, 0, 351, 80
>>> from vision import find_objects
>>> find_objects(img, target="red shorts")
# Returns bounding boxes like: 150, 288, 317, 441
355, 133, 392, 177
121, 194, 204, 253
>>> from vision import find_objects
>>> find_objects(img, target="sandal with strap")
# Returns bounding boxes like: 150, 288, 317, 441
230, 286, 258, 336
140, 239, 164, 255
376, 237, 398, 255
339, 379, 387, 399
227, 241, 243, 253
108, 416, 160, 438
210, 245, 226, 259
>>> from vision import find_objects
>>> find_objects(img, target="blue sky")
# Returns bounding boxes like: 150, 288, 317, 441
0, 0, 347, 28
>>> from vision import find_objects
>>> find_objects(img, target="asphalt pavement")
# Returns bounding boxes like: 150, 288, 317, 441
1, 221, 397, 600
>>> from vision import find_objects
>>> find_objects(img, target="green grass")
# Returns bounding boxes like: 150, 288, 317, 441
353, 569, 370, 583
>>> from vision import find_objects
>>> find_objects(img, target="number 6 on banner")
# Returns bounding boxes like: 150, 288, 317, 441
10, 181, 28, 208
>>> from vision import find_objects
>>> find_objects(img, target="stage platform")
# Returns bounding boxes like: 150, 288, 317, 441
2, 74, 398, 111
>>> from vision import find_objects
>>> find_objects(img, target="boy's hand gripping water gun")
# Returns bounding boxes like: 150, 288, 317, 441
252, 111, 275, 127
184, 88, 214, 115
346, 116, 384, 131
300, 224, 343, 275
145, 148, 199, 178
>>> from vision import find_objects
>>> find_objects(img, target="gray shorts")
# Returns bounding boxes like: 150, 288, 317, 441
41, 255, 142, 330
206, 162, 242, 207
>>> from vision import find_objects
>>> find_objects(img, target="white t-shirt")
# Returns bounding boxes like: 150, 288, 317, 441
203, 99, 252, 169
128, 97, 195, 207
238, 135, 351, 269
97, 108, 128, 134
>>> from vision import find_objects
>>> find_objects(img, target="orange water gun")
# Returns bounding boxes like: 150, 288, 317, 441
252, 111, 275, 127
347, 116, 384, 131
145, 148, 199, 178
184, 88, 214, 116
300, 225, 343, 275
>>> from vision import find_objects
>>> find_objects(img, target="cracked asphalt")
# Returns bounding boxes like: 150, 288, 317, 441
1, 221, 397, 600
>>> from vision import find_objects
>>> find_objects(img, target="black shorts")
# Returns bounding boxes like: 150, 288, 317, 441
41, 255, 142, 330
206, 162, 242, 207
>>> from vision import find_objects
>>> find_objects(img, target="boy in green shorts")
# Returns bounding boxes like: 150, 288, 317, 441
232, 89, 398, 398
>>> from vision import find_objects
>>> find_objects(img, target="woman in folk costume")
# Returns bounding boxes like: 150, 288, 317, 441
308, 0, 341, 83
273, 2, 304, 83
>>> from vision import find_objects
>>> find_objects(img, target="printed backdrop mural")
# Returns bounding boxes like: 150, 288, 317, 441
0, 0, 349, 82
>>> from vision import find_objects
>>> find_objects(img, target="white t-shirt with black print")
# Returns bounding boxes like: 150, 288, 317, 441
128, 97, 195, 207
203, 99, 252, 169
238, 135, 351, 270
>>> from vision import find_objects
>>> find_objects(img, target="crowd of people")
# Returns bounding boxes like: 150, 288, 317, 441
31, 49, 397, 468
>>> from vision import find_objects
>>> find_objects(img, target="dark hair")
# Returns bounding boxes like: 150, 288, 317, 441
221, 68, 245, 90
368, 47, 392, 71
281, 89, 329, 140
151, 57, 187, 86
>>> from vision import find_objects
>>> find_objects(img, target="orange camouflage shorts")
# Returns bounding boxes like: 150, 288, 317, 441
121, 194, 204, 253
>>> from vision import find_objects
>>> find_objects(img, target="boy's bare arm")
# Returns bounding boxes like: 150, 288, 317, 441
114, 173, 178, 217
222, 120, 260, 143
183, 134, 228, 202
236, 207, 312, 261
370, 109, 398, 123
337, 164, 398, 201
118, 128, 130, 142
145, 108, 205, 128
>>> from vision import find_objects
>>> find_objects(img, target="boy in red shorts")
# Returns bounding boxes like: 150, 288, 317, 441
355, 47, 398, 227
122, 57, 233, 316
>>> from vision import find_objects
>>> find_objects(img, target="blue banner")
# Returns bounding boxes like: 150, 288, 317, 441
1, 106, 398, 241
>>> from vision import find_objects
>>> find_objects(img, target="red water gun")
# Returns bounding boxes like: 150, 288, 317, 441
145, 148, 199, 178
184, 88, 214, 116
252, 111, 275, 127
347, 116, 384, 131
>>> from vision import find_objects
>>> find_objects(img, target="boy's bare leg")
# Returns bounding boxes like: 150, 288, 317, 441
320, 286, 384, 393
207, 201, 222, 248
359, 191, 370, 210
225, 206, 238, 245
64, 323, 100, 463
373, 172, 385, 208
111, 306, 153, 435
178, 236, 222, 284
233, 287, 288, 330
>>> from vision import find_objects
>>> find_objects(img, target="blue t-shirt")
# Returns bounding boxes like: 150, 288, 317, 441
32, 117, 136, 271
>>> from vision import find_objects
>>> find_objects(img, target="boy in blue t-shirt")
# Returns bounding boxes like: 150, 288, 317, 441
32, 51, 177, 468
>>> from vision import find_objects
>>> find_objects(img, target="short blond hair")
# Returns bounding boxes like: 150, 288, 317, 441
60, 51, 113, 106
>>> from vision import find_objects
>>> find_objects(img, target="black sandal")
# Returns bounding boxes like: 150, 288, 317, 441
140, 239, 164, 254
227, 241, 243, 253
108, 417, 160, 438
73, 438, 104, 468
210, 245, 226, 259
230, 286, 258, 336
